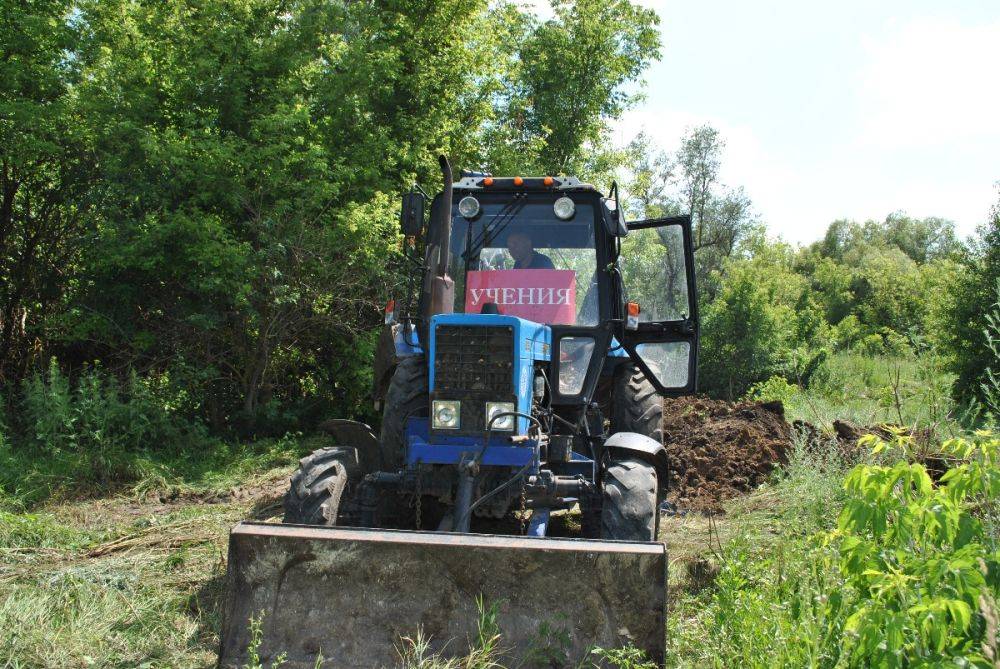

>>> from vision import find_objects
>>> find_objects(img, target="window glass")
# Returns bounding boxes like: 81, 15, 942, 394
635, 341, 691, 389
558, 337, 596, 395
618, 225, 690, 322
450, 198, 599, 325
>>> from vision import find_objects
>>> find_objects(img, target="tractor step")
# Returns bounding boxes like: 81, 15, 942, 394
218, 522, 667, 668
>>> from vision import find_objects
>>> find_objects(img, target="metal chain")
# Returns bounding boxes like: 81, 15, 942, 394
415, 467, 423, 531
518, 476, 527, 535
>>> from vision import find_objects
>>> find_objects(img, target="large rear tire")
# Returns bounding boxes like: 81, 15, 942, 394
610, 363, 663, 443
378, 355, 428, 471
283, 447, 357, 526
601, 457, 659, 541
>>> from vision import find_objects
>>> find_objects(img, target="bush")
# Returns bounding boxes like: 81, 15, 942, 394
669, 430, 1000, 667
7, 359, 213, 498
946, 200, 1000, 410
700, 254, 803, 399
743, 375, 797, 404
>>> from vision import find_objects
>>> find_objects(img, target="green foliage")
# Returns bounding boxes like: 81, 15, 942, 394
22, 359, 206, 465
699, 246, 807, 399
945, 199, 1000, 410
669, 431, 1000, 668
981, 283, 1000, 424
784, 351, 958, 432
744, 375, 797, 404
832, 432, 1000, 666
2, 0, 661, 437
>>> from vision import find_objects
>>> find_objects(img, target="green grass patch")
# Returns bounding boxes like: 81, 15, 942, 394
781, 352, 961, 433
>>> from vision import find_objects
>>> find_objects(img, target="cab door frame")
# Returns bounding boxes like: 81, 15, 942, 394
613, 214, 699, 396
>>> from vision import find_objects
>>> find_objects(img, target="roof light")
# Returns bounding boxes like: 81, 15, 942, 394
513, 176, 524, 186
553, 196, 575, 220
458, 195, 480, 219
543, 176, 554, 186
483, 177, 494, 186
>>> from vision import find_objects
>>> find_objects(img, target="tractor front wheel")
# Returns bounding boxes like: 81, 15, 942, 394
378, 355, 428, 471
600, 457, 659, 541
283, 447, 358, 526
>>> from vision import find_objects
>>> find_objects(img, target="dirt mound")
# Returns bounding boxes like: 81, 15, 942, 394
662, 396, 793, 512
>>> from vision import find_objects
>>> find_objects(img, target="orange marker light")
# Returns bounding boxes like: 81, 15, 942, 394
626, 301, 640, 331
513, 176, 524, 186
483, 177, 494, 186
543, 176, 554, 186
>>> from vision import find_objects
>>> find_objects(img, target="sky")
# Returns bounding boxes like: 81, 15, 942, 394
536, 0, 1000, 244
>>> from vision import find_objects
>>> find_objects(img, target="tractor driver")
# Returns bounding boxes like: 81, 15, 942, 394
507, 231, 555, 270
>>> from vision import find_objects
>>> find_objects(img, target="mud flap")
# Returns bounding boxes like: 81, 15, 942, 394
218, 522, 667, 668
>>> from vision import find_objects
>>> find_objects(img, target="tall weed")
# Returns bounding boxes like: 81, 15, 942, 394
4, 359, 215, 504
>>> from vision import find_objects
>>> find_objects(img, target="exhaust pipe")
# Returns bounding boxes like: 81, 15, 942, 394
422, 155, 455, 321
435, 155, 453, 276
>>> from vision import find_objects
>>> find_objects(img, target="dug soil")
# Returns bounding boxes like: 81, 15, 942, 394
661, 397, 794, 513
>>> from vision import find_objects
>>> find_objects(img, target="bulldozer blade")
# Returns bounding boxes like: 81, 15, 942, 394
218, 522, 667, 668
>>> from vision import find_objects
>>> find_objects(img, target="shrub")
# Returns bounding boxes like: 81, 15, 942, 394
979, 282, 1000, 425
946, 199, 1000, 410
831, 432, 1000, 665
744, 375, 797, 404
11, 359, 212, 495
700, 256, 801, 398
669, 430, 1000, 667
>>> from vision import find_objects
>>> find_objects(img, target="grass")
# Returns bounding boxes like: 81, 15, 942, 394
0, 352, 981, 667
783, 351, 962, 435
0, 434, 311, 669
663, 437, 850, 668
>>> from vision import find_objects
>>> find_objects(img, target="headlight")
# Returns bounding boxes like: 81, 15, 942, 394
432, 400, 461, 429
553, 196, 575, 220
485, 402, 516, 431
458, 195, 480, 219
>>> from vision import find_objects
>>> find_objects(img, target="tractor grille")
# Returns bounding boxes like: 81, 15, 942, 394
434, 325, 515, 396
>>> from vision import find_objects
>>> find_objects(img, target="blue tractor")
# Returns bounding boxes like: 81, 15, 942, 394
219, 156, 699, 668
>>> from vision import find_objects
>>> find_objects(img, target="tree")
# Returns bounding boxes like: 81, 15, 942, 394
0, 0, 96, 383
623, 132, 672, 218
944, 193, 1000, 409
509, 0, 660, 175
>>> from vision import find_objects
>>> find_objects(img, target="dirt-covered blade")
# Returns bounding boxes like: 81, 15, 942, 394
217, 522, 667, 668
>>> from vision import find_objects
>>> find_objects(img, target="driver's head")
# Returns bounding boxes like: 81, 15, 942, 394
506, 232, 534, 266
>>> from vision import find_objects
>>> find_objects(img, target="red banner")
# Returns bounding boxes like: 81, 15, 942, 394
465, 270, 576, 324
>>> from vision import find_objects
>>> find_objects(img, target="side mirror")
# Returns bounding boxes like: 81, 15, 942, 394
601, 198, 628, 237
400, 191, 425, 236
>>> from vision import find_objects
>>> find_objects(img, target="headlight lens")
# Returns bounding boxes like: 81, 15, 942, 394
485, 402, 516, 431
553, 196, 575, 220
432, 400, 461, 429
458, 195, 480, 219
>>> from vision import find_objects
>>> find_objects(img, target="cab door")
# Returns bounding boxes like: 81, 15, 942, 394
616, 214, 698, 396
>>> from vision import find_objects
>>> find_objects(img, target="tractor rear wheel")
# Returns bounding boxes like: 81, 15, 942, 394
610, 363, 663, 443
283, 447, 358, 526
601, 457, 659, 541
378, 355, 428, 471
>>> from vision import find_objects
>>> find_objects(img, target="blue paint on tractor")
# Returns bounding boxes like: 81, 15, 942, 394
405, 418, 536, 467
428, 313, 550, 435
392, 324, 423, 357
402, 313, 624, 468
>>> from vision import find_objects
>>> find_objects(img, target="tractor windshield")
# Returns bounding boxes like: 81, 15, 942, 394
448, 196, 600, 326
